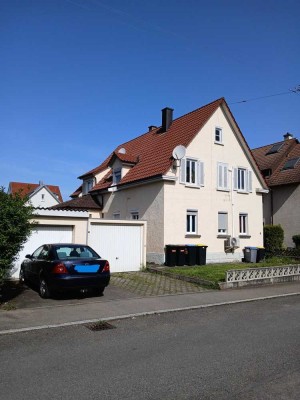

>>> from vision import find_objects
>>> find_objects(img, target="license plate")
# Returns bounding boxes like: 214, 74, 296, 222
74, 265, 99, 273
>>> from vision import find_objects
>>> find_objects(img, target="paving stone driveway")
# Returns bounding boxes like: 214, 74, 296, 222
111, 271, 210, 296
0, 271, 210, 311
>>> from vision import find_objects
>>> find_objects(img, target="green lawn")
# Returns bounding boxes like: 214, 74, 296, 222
162, 257, 299, 285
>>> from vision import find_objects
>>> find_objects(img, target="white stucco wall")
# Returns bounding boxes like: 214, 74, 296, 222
163, 106, 265, 262
102, 182, 164, 263
272, 184, 300, 247
28, 187, 60, 208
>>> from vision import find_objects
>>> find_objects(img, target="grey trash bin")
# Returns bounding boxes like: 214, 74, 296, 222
244, 246, 258, 263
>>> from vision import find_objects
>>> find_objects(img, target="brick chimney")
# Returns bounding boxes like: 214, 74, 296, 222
161, 107, 174, 132
284, 132, 293, 140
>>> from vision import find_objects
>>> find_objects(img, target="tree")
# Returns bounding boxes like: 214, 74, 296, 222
0, 187, 36, 284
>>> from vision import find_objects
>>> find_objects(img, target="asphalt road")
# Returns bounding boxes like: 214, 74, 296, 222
1, 296, 300, 399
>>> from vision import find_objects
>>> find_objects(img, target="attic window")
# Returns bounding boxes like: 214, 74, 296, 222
281, 157, 300, 171
262, 168, 272, 178
113, 169, 121, 185
82, 179, 94, 195
266, 143, 284, 155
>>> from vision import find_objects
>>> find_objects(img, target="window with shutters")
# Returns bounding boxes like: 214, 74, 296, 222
233, 167, 252, 193
180, 158, 204, 187
217, 162, 229, 191
218, 212, 228, 234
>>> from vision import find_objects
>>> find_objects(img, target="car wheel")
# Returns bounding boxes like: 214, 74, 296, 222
93, 287, 104, 297
39, 277, 51, 299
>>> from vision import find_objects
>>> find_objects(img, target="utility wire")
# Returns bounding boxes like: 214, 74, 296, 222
230, 85, 300, 104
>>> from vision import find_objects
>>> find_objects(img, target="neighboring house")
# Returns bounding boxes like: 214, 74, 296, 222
8, 181, 63, 208
252, 133, 300, 248
57, 98, 268, 264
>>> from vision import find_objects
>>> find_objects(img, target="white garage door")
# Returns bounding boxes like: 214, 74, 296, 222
11, 225, 73, 279
88, 223, 143, 273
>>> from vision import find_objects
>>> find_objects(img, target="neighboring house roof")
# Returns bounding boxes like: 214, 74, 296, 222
8, 181, 63, 202
83, 97, 264, 194
51, 194, 102, 210
70, 185, 83, 198
252, 137, 300, 187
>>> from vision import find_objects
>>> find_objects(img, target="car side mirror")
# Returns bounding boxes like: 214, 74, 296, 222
25, 254, 32, 259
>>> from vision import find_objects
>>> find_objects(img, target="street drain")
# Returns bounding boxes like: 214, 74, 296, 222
85, 321, 116, 331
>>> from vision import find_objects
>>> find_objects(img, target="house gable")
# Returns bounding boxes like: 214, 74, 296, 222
8, 181, 63, 206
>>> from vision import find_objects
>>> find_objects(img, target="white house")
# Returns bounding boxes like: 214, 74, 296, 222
8, 181, 63, 208
57, 98, 268, 264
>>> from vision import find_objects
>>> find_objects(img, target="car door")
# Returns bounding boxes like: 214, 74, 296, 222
31, 245, 50, 284
26, 246, 44, 282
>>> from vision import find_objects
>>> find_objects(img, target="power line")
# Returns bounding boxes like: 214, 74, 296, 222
230, 85, 300, 104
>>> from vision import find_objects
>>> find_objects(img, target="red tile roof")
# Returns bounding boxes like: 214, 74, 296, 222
252, 138, 300, 186
78, 154, 112, 179
89, 98, 225, 192
70, 185, 82, 198
51, 194, 102, 210
9, 182, 63, 202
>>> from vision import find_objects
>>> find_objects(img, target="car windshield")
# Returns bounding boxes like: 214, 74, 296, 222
55, 245, 100, 260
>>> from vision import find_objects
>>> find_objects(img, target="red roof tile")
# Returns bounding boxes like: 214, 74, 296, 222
51, 194, 101, 210
90, 98, 225, 192
9, 182, 63, 202
252, 138, 300, 186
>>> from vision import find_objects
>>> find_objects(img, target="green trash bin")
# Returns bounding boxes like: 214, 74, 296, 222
196, 245, 207, 265
185, 245, 197, 266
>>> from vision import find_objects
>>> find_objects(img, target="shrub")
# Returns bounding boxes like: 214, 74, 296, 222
0, 187, 36, 284
292, 235, 300, 249
264, 225, 284, 253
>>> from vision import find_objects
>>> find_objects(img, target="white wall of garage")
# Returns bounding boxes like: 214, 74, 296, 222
88, 220, 147, 273
11, 210, 147, 278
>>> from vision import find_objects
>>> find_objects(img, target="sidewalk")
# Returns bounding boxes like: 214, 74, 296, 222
1, 282, 300, 335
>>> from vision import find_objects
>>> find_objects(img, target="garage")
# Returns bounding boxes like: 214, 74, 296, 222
12, 225, 73, 279
88, 220, 146, 273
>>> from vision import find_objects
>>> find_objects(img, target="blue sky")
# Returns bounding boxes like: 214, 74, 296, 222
1, 0, 299, 200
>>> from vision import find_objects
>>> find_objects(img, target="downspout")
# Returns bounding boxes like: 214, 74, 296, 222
270, 188, 273, 225
229, 169, 235, 238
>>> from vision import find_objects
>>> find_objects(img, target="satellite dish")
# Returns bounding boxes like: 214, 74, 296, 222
118, 147, 126, 154
172, 145, 186, 160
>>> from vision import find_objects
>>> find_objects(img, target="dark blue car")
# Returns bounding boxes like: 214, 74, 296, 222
20, 243, 110, 299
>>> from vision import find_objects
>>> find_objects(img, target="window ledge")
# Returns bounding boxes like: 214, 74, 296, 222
217, 188, 230, 192
185, 184, 201, 189
185, 234, 201, 238
214, 141, 224, 146
236, 190, 249, 195
217, 234, 230, 238
239, 235, 251, 238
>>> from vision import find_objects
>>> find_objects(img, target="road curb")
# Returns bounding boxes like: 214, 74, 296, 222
1, 291, 299, 336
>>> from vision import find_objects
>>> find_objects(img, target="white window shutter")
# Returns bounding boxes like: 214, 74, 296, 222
198, 161, 204, 186
217, 163, 223, 189
180, 158, 186, 184
224, 165, 228, 189
248, 170, 253, 192
233, 168, 238, 191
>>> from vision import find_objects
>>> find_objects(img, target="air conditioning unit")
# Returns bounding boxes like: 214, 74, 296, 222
230, 236, 240, 249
